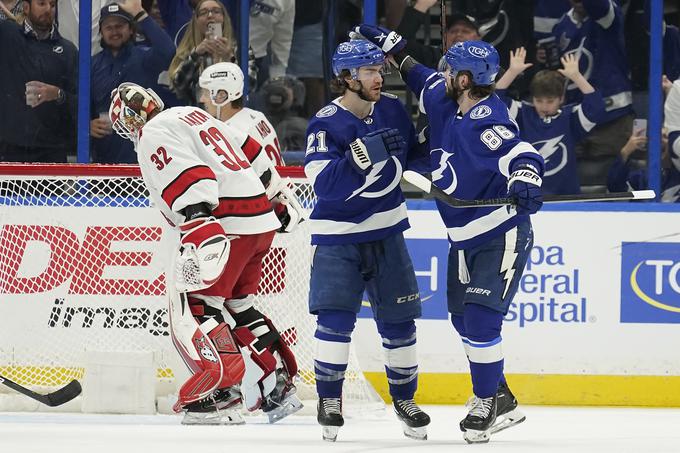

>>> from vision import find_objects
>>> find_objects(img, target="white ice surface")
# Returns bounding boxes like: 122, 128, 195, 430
1, 405, 679, 453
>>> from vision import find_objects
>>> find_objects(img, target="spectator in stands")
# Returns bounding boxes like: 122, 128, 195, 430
396, 0, 480, 69
90, 1, 175, 163
0, 0, 77, 163
0, 0, 22, 22
496, 48, 606, 195
533, 0, 570, 42
286, 0, 324, 117
665, 75, 680, 183
259, 75, 307, 157
156, 0, 233, 46
249, 0, 295, 83
550, 0, 634, 187
607, 129, 680, 202
168, 0, 235, 105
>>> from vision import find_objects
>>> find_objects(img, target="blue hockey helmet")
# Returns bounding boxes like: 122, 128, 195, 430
332, 39, 385, 78
444, 40, 500, 85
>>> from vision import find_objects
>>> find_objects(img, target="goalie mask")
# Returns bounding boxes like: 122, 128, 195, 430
199, 62, 245, 107
109, 82, 164, 143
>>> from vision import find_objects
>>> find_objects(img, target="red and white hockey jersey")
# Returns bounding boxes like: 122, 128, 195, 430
137, 106, 281, 235
226, 108, 284, 166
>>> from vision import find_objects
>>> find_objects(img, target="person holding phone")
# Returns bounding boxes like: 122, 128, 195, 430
169, 0, 235, 105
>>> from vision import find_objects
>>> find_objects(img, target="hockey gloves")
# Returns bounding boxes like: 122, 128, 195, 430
347, 127, 405, 174
507, 159, 544, 215
175, 217, 231, 292
351, 24, 407, 55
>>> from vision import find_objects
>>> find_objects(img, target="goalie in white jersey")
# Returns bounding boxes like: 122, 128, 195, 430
108, 81, 304, 425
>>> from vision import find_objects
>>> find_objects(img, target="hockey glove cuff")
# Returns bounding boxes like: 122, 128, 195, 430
350, 24, 406, 55
507, 160, 543, 216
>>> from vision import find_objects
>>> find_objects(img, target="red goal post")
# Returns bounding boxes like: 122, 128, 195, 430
0, 163, 382, 413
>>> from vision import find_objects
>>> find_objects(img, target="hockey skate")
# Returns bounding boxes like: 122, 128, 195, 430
260, 370, 303, 423
459, 395, 497, 444
317, 397, 344, 442
490, 381, 526, 435
181, 387, 245, 425
393, 399, 430, 440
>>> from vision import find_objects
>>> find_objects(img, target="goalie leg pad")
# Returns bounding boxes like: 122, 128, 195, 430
233, 326, 278, 411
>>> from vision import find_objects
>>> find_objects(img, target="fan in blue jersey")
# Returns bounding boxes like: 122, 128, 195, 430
303, 39, 430, 442
495, 47, 606, 195
549, 0, 634, 186
354, 24, 544, 443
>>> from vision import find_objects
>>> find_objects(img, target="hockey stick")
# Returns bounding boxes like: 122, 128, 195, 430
440, 0, 447, 54
403, 170, 656, 208
0, 374, 82, 407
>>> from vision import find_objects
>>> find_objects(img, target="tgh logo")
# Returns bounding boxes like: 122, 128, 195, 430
468, 46, 490, 58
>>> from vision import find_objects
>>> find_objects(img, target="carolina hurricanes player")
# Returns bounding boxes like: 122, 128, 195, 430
198, 63, 304, 233
108, 82, 302, 425
198, 62, 284, 166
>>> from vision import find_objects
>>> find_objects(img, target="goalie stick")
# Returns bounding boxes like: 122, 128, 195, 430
402, 170, 656, 208
0, 374, 82, 407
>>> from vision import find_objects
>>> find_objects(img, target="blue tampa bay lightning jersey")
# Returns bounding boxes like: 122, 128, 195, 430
304, 93, 418, 245
551, 0, 632, 122
406, 65, 544, 249
498, 89, 606, 195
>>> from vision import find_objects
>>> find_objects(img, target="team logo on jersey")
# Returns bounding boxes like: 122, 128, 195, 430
346, 156, 402, 200
364, 117, 373, 124
470, 105, 492, 120
52, 45, 64, 54
431, 149, 457, 194
337, 43, 353, 54
316, 105, 337, 118
534, 135, 567, 177
468, 46, 490, 58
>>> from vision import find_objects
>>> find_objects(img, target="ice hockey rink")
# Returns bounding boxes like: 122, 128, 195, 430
2, 405, 679, 453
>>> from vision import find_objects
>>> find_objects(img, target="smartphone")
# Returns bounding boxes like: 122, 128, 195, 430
633, 118, 647, 136
207, 22, 222, 40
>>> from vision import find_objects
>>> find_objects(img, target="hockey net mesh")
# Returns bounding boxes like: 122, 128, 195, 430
0, 164, 381, 412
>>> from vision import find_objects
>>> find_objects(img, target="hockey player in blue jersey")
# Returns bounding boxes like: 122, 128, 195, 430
495, 48, 605, 194
353, 25, 544, 443
304, 39, 430, 442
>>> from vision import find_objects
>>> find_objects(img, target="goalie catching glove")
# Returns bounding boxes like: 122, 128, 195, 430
507, 159, 544, 215
175, 216, 231, 292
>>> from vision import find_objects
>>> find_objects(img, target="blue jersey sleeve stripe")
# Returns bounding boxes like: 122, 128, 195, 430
498, 142, 540, 177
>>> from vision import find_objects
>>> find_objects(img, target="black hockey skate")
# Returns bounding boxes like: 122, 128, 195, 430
182, 387, 244, 425
393, 399, 430, 440
260, 370, 303, 424
317, 397, 344, 442
491, 381, 526, 435
459, 395, 497, 444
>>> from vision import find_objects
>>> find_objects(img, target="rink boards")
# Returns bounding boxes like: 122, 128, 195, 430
356, 201, 680, 406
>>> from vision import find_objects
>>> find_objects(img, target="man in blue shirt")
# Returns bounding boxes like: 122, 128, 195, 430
355, 25, 543, 443
90, 1, 175, 163
304, 39, 430, 442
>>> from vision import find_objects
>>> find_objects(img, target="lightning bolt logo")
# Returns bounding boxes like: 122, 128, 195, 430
534, 135, 566, 177
431, 149, 457, 194
500, 228, 519, 299
345, 157, 402, 200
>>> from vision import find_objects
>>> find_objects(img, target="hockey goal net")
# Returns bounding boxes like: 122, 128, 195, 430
0, 164, 382, 413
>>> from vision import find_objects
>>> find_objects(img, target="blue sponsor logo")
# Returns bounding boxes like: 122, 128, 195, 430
621, 242, 680, 323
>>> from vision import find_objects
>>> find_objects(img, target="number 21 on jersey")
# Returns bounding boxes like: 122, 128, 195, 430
306, 131, 328, 155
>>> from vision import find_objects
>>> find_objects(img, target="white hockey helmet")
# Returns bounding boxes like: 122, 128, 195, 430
109, 82, 164, 143
199, 62, 244, 107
